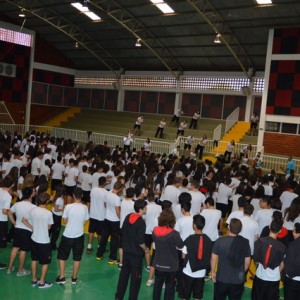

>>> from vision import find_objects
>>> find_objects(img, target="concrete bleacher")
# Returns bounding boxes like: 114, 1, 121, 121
59, 109, 226, 141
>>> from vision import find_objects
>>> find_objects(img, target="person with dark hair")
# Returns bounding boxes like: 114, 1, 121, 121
284, 223, 300, 300
50, 184, 65, 250
50, 155, 65, 194
64, 158, 79, 204
252, 219, 286, 300
251, 185, 265, 218
189, 180, 205, 216
0, 176, 14, 268
115, 199, 148, 300
280, 181, 298, 213
174, 192, 192, 221
195, 134, 208, 160
155, 118, 166, 139
22, 192, 53, 288
283, 197, 300, 244
255, 196, 274, 236
181, 215, 213, 300
250, 112, 259, 136
189, 109, 200, 129
200, 197, 222, 243
7, 186, 36, 275
211, 218, 251, 300
226, 196, 247, 225
56, 187, 89, 285
160, 177, 182, 208
87, 176, 108, 254
152, 208, 184, 300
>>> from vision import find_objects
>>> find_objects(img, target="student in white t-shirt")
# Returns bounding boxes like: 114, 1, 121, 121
119, 187, 135, 268
200, 197, 222, 242
49, 185, 65, 250
31, 152, 43, 180
78, 166, 92, 208
64, 159, 79, 204
188, 180, 205, 216
56, 188, 89, 285
226, 196, 247, 226
51, 156, 65, 194
87, 177, 108, 254
255, 196, 274, 236
0, 177, 14, 268
7, 187, 36, 275
96, 181, 123, 263
22, 193, 54, 288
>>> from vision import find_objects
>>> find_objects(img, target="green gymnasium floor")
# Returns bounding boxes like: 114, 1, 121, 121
0, 238, 253, 300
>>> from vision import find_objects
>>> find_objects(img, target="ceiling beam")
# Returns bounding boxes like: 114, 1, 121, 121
91, 0, 183, 78
5, 0, 122, 76
185, 0, 255, 78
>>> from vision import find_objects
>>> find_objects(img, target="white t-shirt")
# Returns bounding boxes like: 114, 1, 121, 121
200, 209, 222, 241
160, 185, 181, 207
283, 214, 300, 231
92, 172, 106, 189
51, 162, 65, 180
250, 198, 261, 218
240, 215, 259, 255
81, 173, 92, 191
31, 157, 42, 176
40, 164, 50, 178
230, 194, 242, 213
145, 202, 162, 234
10, 201, 36, 231
255, 208, 274, 236
182, 246, 206, 278
256, 263, 280, 281
226, 210, 244, 225
175, 215, 194, 242
65, 153, 76, 165
217, 183, 232, 205
0, 189, 12, 221
263, 184, 273, 197
89, 187, 108, 221
11, 158, 23, 171
52, 197, 64, 217
280, 191, 298, 213
64, 166, 79, 186
2, 161, 13, 177
189, 190, 205, 216
26, 206, 53, 243
174, 203, 183, 221
62, 203, 89, 238
105, 191, 121, 222
120, 199, 135, 228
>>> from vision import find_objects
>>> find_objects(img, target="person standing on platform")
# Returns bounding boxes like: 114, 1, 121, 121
195, 134, 208, 160
189, 109, 200, 129
155, 118, 166, 138
123, 130, 133, 151
211, 218, 251, 300
224, 140, 235, 163
170, 108, 184, 126
56, 187, 89, 285
184, 136, 194, 153
115, 200, 148, 300
133, 115, 144, 136
285, 156, 295, 179
250, 112, 259, 136
177, 121, 187, 138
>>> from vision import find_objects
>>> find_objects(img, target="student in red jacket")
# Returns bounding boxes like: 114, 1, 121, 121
152, 208, 184, 300
115, 200, 148, 300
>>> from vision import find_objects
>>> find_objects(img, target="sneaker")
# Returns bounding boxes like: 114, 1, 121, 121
71, 277, 77, 285
86, 248, 93, 254
0, 262, 6, 269
7, 266, 15, 274
31, 280, 39, 287
17, 269, 31, 277
118, 264, 123, 270
146, 279, 154, 287
144, 265, 151, 272
55, 276, 66, 285
96, 256, 103, 261
108, 259, 119, 265
38, 282, 53, 289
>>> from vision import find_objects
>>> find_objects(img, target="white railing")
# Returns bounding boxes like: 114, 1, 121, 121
213, 124, 222, 141
225, 107, 240, 133
2, 123, 299, 175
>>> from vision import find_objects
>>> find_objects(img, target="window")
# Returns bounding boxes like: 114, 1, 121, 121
282, 123, 298, 134
265, 122, 280, 132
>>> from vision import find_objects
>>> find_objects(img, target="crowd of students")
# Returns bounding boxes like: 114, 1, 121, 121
0, 129, 299, 299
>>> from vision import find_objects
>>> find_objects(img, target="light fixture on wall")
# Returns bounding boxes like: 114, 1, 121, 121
214, 33, 221, 44
19, 8, 25, 18
135, 38, 142, 47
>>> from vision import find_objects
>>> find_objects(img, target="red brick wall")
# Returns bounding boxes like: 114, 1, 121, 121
264, 132, 300, 157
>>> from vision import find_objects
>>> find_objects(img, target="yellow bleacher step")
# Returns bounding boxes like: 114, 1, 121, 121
43, 107, 81, 127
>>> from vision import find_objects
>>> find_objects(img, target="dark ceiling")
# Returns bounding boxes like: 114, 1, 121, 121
1, 0, 300, 75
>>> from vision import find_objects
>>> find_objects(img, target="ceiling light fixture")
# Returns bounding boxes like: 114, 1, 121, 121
19, 8, 25, 18
75, 41, 79, 48
71, 2, 101, 21
150, 0, 174, 15
135, 38, 142, 47
214, 33, 221, 44
256, 0, 272, 4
